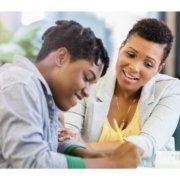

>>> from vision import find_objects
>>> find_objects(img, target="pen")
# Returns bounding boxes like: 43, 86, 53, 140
113, 119, 124, 143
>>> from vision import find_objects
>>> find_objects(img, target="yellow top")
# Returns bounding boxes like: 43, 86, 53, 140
98, 102, 141, 143
113, 119, 124, 143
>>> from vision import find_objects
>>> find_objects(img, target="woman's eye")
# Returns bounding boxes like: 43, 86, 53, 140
144, 61, 153, 68
127, 52, 135, 58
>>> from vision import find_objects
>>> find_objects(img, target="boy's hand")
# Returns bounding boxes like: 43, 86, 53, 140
110, 141, 143, 168
58, 128, 81, 141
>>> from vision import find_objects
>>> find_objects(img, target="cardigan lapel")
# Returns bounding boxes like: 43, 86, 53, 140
86, 69, 116, 141
87, 100, 111, 141
139, 75, 157, 125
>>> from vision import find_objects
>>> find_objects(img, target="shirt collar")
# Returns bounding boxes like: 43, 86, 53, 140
12, 55, 52, 96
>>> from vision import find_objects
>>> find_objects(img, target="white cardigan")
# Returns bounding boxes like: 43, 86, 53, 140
64, 68, 180, 165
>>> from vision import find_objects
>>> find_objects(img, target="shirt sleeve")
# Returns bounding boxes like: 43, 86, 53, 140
58, 142, 86, 154
0, 81, 68, 168
65, 155, 86, 168
125, 79, 180, 160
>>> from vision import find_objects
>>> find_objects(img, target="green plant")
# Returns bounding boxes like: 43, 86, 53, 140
0, 20, 45, 64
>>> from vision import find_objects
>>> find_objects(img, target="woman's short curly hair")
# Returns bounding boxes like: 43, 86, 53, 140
124, 18, 173, 63
36, 20, 109, 76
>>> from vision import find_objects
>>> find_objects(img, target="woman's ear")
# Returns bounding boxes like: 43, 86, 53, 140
158, 63, 165, 73
55, 47, 69, 67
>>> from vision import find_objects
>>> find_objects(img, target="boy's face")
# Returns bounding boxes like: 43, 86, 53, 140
50, 57, 104, 111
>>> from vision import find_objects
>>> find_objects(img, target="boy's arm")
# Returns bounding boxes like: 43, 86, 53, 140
58, 127, 122, 155
73, 141, 143, 168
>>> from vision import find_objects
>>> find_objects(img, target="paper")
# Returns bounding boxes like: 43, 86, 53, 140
154, 151, 180, 168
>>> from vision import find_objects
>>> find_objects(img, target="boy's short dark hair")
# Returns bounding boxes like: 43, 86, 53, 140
36, 20, 109, 76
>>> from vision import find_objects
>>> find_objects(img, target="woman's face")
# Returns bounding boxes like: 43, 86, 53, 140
116, 34, 165, 92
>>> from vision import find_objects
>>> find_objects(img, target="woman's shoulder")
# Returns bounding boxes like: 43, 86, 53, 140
155, 73, 180, 86
154, 73, 180, 92
156, 73, 178, 81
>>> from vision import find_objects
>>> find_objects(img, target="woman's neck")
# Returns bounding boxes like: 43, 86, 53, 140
114, 82, 141, 101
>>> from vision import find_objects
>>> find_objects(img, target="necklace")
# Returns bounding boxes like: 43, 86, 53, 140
115, 96, 137, 130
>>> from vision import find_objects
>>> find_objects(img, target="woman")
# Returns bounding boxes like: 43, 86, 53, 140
63, 18, 180, 166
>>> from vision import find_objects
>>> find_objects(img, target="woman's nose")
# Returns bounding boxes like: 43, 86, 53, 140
129, 61, 141, 72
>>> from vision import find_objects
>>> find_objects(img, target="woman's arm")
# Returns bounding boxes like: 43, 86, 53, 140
58, 128, 122, 155
126, 79, 180, 159
72, 141, 144, 168
64, 99, 86, 134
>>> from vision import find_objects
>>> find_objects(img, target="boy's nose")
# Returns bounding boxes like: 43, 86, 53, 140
82, 84, 90, 97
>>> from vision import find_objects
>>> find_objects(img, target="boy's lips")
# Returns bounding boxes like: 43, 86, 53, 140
75, 93, 83, 100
